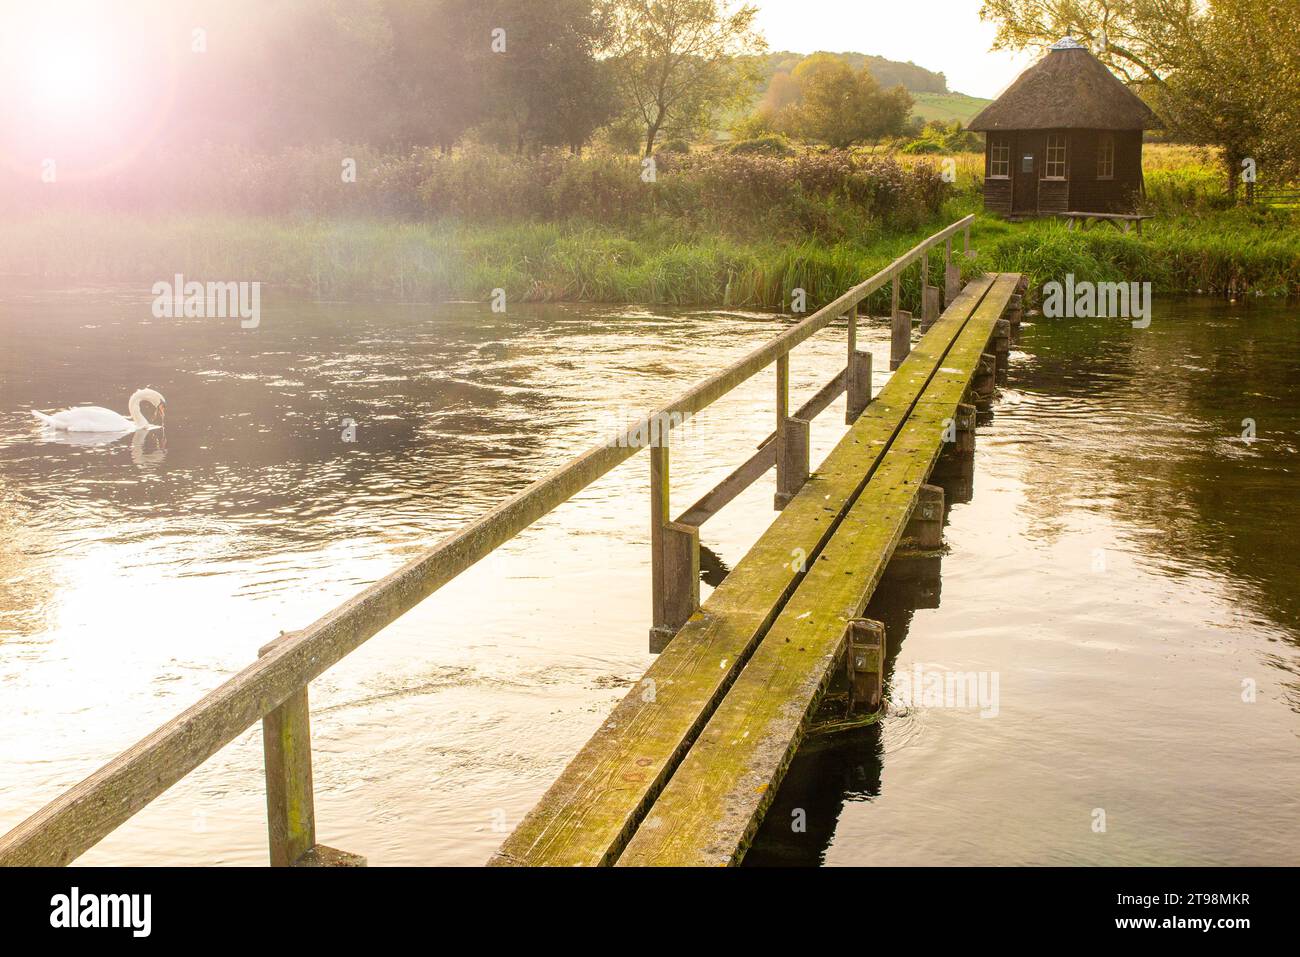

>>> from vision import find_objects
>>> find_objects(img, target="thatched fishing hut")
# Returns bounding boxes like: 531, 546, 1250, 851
968, 37, 1161, 218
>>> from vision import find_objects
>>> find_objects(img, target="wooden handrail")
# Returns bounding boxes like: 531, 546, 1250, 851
0, 214, 975, 867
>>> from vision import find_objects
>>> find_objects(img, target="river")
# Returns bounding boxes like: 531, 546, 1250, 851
1, 285, 1296, 865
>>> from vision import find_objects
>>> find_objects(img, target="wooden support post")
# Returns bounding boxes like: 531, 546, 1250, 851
953, 401, 976, 454
973, 352, 997, 410
890, 310, 912, 371
903, 483, 945, 550
993, 318, 1011, 374
1007, 293, 1023, 339
933, 402, 975, 482
845, 619, 885, 714
650, 444, 700, 651
920, 285, 942, 333
774, 354, 810, 509
259, 637, 316, 868
774, 416, 810, 510
846, 349, 872, 423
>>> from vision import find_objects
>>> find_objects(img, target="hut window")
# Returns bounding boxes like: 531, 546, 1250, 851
987, 137, 1008, 176
1097, 134, 1115, 180
1045, 134, 1067, 179
989, 138, 1010, 178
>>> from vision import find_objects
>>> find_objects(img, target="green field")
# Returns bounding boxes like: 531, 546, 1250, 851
911, 92, 994, 126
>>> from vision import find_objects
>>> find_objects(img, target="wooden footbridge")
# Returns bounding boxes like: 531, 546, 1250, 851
0, 215, 1024, 867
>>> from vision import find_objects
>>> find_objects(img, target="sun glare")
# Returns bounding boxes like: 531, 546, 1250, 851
23, 33, 117, 116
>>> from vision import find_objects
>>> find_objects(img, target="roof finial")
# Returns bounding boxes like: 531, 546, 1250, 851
1052, 35, 1086, 51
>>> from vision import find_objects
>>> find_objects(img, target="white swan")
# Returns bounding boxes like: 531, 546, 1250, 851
32, 388, 166, 432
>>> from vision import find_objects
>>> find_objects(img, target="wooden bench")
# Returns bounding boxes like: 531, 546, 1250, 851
490, 274, 1021, 867
1254, 189, 1300, 208
1059, 211, 1154, 235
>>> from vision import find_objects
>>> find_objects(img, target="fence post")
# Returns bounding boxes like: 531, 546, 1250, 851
944, 237, 961, 306
845, 619, 886, 713
774, 353, 809, 509
649, 442, 699, 652
260, 637, 316, 867
845, 304, 872, 423
890, 268, 911, 370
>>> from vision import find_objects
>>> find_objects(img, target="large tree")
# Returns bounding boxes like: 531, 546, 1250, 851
479, 0, 619, 153
607, 0, 767, 156
772, 53, 912, 148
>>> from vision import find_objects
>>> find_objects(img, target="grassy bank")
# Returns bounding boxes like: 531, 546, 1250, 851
2, 144, 1295, 309
5, 201, 1295, 310
0, 205, 981, 311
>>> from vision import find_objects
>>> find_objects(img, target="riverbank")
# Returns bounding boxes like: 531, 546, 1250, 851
3, 201, 1296, 309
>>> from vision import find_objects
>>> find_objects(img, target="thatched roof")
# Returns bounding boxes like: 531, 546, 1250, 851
968, 39, 1160, 132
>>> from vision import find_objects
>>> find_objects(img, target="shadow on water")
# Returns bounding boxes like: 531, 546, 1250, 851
746, 298, 1300, 865
743, 481, 963, 866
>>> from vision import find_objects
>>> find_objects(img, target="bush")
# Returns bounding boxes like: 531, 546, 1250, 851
657, 139, 692, 155
726, 135, 795, 156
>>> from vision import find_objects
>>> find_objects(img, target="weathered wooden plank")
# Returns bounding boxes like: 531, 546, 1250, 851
489, 275, 998, 867
614, 274, 1021, 867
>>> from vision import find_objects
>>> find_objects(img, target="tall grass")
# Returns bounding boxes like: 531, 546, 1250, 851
976, 205, 1300, 298
1, 142, 1295, 306
0, 208, 985, 309
0, 144, 945, 243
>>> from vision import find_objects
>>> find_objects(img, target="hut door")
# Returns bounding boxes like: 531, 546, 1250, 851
1013, 145, 1038, 214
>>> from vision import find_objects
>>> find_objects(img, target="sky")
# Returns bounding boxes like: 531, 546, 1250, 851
750, 0, 1037, 99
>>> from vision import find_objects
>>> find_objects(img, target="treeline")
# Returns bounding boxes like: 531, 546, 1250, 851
0, 0, 767, 165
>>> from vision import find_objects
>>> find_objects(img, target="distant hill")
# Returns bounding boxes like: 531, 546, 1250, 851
911, 91, 993, 126
757, 50, 950, 94
748, 52, 991, 128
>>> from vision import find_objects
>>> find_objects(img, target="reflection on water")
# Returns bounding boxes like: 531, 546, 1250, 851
0, 283, 872, 865
747, 298, 1300, 866
1, 287, 1297, 865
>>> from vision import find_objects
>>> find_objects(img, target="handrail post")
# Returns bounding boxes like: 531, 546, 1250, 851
845, 304, 871, 423
920, 244, 940, 332
259, 637, 316, 867
774, 353, 809, 509
944, 236, 961, 306
649, 439, 699, 652
890, 269, 911, 370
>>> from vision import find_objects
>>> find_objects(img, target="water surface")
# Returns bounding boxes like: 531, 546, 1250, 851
0, 287, 1296, 865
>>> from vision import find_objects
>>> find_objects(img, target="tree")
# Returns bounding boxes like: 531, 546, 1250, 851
607, 0, 767, 156
479, 0, 619, 153
979, 0, 1300, 194
770, 53, 912, 148
381, 0, 486, 151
